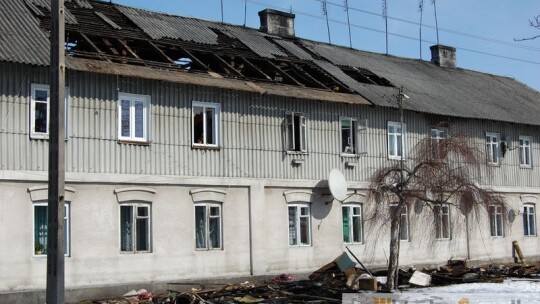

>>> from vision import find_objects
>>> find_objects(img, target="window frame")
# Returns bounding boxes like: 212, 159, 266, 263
523, 203, 536, 237
33, 202, 70, 257
192, 101, 221, 148
288, 203, 311, 246
342, 204, 363, 244
389, 204, 409, 241
434, 204, 451, 240
489, 204, 504, 237
387, 121, 406, 160
194, 202, 223, 250
519, 136, 532, 168
119, 202, 152, 253
285, 112, 308, 153
340, 117, 358, 156
117, 92, 151, 143
430, 127, 447, 160
485, 132, 500, 166
30, 84, 69, 140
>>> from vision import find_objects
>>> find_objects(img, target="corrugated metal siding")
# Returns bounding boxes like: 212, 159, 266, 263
1, 62, 539, 188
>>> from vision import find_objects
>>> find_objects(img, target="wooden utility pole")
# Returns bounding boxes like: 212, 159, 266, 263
47, 0, 66, 303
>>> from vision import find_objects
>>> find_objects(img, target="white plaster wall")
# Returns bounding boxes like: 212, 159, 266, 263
0, 176, 539, 292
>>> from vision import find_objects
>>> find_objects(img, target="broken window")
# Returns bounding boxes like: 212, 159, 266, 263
485, 133, 500, 166
120, 203, 151, 253
489, 205, 504, 237
288, 204, 311, 246
434, 204, 450, 240
388, 122, 406, 160
30, 84, 69, 140
519, 136, 532, 168
34, 202, 70, 256
430, 127, 447, 160
342, 204, 363, 243
523, 204, 536, 236
195, 203, 222, 250
118, 93, 150, 142
286, 112, 307, 152
341, 118, 357, 155
192, 102, 220, 147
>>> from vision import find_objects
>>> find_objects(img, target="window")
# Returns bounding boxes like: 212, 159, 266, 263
195, 203, 222, 249
288, 204, 311, 246
341, 118, 357, 154
192, 101, 220, 147
286, 112, 307, 152
430, 127, 447, 160
390, 204, 409, 241
120, 202, 151, 253
34, 202, 70, 256
118, 93, 150, 142
342, 205, 363, 243
489, 205, 504, 237
388, 122, 406, 160
519, 136, 532, 167
30, 84, 69, 139
434, 204, 450, 239
485, 133, 500, 165
523, 204, 536, 236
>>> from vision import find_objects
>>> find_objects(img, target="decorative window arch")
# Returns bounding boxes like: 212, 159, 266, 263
190, 189, 226, 250
114, 187, 155, 253
27, 186, 76, 256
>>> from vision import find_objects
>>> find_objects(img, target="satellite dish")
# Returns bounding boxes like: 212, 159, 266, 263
328, 169, 347, 202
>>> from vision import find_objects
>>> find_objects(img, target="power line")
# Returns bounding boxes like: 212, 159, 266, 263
238, 0, 540, 52
239, 0, 540, 65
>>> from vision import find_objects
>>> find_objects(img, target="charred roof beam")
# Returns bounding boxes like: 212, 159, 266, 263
78, 32, 111, 62
238, 57, 272, 81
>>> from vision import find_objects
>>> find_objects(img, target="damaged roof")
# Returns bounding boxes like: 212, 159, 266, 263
0, 0, 539, 125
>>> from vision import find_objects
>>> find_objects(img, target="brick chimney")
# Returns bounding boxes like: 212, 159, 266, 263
258, 9, 295, 37
430, 44, 456, 68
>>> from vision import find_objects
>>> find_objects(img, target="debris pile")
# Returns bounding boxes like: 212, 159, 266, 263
70, 254, 540, 303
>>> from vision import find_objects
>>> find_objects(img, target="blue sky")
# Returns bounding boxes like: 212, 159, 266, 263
115, 0, 539, 91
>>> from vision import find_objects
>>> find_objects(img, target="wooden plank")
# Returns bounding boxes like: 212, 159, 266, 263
117, 39, 141, 60
102, 38, 119, 55
266, 61, 303, 86
212, 54, 244, 77
240, 57, 272, 81
148, 41, 175, 64
79, 32, 111, 62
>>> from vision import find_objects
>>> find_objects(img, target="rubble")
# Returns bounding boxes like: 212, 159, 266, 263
69, 255, 540, 304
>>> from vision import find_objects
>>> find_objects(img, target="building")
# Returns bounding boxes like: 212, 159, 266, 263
0, 0, 539, 300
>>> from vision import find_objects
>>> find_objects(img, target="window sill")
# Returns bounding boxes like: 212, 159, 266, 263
120, 251, 152, 254
117, 140, 151, 146
520, 165, 533, 169
344, 242, 364, 245
341, 153, 362, 158
487, 163, 500, 167
286, 151, 308, 155
192, 145, 221, 150
195, 248, 224, 251
435, 238, 451, 241
524, 234, 537, 237
289, 244, 312, 247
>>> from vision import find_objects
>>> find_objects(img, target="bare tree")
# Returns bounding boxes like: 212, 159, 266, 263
368, 126, 507, 290
514, 15, 540, 41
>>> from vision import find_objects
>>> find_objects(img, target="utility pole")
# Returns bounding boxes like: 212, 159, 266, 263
47, 0, 66, 303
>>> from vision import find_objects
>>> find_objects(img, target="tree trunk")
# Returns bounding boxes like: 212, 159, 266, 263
386, 205, 402, 290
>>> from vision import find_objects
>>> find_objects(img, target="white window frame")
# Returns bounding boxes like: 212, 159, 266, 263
388, 121, 406, 160
489, 205, 504, 237
434, 204, 451, 240
340, 117, 358, 155
194, 202, 223, 250
390, 204, 409, 241
119, 202, 151, 253
30, 84, 69, 140
430, 127, 447, 160
192, 101, 221, 148
286, 112, 308, 153
342, 204, 363, 244
33, 202, 70, 257
523, 203, 536, 236
485, 132, 500, 166
519, 136, 532, 168
288, 203, 311, 246
117, 92, 151, 143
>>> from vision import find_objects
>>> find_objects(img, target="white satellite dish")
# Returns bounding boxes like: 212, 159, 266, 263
328, 169, 348, 202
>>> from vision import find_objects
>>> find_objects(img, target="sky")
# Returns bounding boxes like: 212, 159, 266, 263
114, 0, 540, 92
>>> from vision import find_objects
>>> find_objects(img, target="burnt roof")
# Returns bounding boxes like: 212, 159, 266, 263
1, 0, 539, 125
